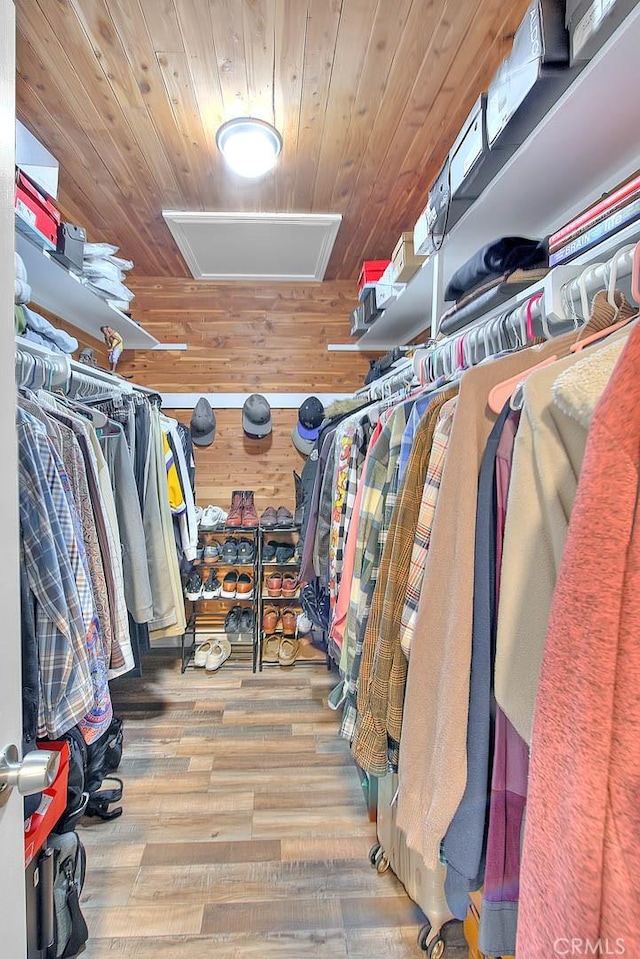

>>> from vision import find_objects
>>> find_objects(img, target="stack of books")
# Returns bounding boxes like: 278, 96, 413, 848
549, 171, 640, 266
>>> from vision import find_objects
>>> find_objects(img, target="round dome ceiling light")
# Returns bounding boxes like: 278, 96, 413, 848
215, 117, 283, 179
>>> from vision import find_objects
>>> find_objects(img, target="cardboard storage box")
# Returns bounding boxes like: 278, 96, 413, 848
567, 0, 638, 63
392, 231, 426, 282
486, 0, 573, 151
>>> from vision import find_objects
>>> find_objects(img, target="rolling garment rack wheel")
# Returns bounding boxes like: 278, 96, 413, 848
368, 842, 381, 867
417, 922, 432, 951
424, 933, 445, 959
376, 850, 390, 874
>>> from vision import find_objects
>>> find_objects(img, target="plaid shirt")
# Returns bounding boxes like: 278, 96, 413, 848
340, 400, 413, 742
400, 397, 457, 657
398, 394, 434, 485
18, 409, 94, 739
352, 388, 459, 774
329, 408, 379, 608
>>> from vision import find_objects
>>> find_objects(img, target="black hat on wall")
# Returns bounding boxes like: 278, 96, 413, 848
243, 393, 272, 439
190, 397, 216, 446
291, 395, 325, 455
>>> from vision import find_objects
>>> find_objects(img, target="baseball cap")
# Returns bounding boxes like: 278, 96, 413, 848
291, 396, 325, 455
190, 397, 216, 446
243, 393, 272, 439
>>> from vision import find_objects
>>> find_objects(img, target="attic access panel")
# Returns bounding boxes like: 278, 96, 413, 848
162, 211, 342, 282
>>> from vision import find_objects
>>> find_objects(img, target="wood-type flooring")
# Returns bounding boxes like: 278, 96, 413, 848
79, 651, 469, 958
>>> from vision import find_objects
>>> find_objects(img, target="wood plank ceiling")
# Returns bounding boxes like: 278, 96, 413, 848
15, 0, 530, 281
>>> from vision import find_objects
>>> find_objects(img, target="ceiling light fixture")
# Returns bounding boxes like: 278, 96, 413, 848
215, 117, 283, 179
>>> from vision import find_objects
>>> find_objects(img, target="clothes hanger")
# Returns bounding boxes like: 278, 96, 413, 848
632, 241, 640, 305
570, 246, 637, 353
487, 296, 558, 415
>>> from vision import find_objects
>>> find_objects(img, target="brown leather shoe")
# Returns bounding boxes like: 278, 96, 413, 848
281, 607, 297, 636
227, 490, 244, 527
242, 491, 259, 527
236, 572, 253, 597
263, 605, 279, 632
282, 575, 299, 598
266, 573, 282, 597
260, 506, 278, 528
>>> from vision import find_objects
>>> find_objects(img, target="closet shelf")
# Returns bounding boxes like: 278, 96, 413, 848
358, 3, 640, 350
15, 227, 159, 350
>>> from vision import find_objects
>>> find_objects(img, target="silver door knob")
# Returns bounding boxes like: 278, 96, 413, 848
0, 744, 60, 807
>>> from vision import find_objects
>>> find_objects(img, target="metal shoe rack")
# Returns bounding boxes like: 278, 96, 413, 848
258, 524, 331, 671
180, 525, 261, 672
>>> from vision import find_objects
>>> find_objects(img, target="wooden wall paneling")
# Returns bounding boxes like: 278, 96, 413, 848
292, 0, 342, 211
273, 0, 308, 212
311, 0, 379, 212
117, 277, 370, 394
171, 407, 306, 515
328, 0, 414, 210
340, 0, 531, 270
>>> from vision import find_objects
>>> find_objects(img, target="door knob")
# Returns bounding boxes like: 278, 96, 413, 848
0, 744, 60, 807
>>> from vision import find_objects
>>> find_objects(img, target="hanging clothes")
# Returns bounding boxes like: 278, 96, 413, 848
517, 321, 640, 959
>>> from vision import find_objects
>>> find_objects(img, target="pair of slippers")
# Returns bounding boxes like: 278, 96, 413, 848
262, 634, 299, 666
194, 638, 231, 671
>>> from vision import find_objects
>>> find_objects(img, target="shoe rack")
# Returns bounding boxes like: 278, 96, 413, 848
181, 524, 260, 673
258, 524, 330, 670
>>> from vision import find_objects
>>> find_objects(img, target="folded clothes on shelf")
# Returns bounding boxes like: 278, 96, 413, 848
437, 268, 549, 337
444, 237, 549, 303
20, 304, 79, 354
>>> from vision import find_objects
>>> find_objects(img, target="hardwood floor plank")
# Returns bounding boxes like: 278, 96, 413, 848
141, 839, 281, 867
79, 657, 466, 957
201, 898, 344, 935
85, 903, 204, 939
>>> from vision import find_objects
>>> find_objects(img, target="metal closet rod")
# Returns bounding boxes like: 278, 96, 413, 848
415, 241, 639, 382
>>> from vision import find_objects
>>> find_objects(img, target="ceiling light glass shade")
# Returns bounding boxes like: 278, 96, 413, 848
216, 118, 283, 178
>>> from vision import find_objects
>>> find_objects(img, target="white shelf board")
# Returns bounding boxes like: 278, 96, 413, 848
356, 256, 436, 348
440, 4, 640, 298
356, 4, 640, 348
15, 229, 159, 349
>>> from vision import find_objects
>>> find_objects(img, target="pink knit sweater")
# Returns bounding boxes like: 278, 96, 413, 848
517, 325, 640, 956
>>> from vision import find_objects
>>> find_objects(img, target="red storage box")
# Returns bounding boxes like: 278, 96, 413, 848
15, 171, 61, 247
24, 741, 69, 868
358, 259, 391, 301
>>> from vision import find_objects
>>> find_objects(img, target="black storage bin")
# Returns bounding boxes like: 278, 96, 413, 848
52, 222, 86, 274
414, 158, 474, 258
566, 0, 638, 63
487, 0, 574, 152
362, 286, 381, 325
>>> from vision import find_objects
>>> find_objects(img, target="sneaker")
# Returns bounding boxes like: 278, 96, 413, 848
221, 539, 238, 564
205, 637, 232, 671
260, 506, 278, 528
239, 608, 254, 632
276, 506, 294, 527
194, 640, 212, 667
236, 538, 255, 564
200, 505, 228, 529
296, 611, 313, 636
262, 540, 277, 563
275, 543, 296, 564
203, 543, 222, 564
184, 571, 202, 600
195, 505, 203, 525
221, 571, 238, 598
202, 570, 221, 599
224, 605, 243, 633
